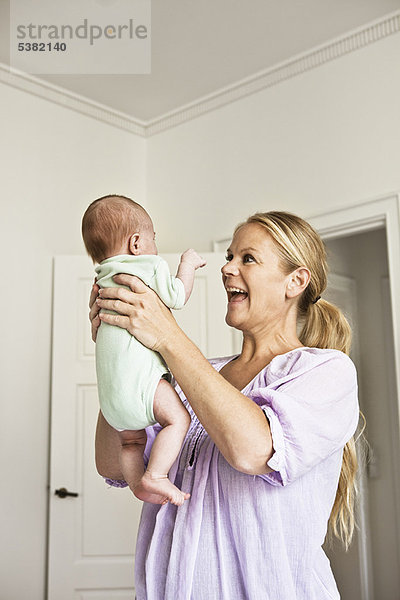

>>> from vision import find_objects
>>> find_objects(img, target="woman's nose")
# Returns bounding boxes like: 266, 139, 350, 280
221, 261, 239, 276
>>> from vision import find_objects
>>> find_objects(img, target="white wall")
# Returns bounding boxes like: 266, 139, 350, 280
0, 84, 146, 600
147, 33, 400, 252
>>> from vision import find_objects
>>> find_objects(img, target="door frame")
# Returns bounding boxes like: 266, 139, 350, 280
214, 191, 400, 600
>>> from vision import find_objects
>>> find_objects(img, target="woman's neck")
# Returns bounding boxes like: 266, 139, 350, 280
238, 323, 303, 366
239, 338, 302, 367
220, 330, 303, 391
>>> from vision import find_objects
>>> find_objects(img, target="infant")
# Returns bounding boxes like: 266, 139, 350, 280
82, 194, 206, 506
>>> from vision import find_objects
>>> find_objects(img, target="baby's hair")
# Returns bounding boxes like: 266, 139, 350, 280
82, 194, 149, 263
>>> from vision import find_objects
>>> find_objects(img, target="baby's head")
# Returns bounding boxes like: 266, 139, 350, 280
82, 194, 157, 263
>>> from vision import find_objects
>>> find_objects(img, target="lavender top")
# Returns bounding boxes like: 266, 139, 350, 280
109, 347, 359, 600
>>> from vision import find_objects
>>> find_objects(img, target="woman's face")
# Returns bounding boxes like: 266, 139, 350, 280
221, 222, 292, 333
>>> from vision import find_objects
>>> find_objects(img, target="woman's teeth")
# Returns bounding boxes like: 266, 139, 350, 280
226, 287, 248, 301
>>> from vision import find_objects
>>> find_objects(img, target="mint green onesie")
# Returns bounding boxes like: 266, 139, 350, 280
95, 255, 185, 431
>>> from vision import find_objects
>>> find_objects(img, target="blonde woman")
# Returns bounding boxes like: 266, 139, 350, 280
91, 210, 360, 600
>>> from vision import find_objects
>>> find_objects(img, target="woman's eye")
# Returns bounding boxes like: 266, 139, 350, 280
243, 254, 255, 263
225, 254, 233, 262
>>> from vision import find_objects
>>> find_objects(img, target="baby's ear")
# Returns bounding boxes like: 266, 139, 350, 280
129, 233, 141, 255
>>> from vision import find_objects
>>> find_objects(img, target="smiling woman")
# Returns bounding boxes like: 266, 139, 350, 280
91, 210, 360, 600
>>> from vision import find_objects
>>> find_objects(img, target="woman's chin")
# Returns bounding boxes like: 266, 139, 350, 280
225, 312, 243, 330
225, 313, 234, 327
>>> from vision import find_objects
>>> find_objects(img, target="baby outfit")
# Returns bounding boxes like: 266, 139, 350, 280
95, 254, 185, 431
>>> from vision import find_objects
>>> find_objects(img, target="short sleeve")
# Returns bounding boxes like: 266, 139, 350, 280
151, 258, 185, 309
104, 478, 128, 488
248, 350, 359, 487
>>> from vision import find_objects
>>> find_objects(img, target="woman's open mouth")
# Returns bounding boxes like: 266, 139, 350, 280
226, 287, 248, 303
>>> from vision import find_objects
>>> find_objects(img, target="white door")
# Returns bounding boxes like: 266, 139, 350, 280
48, 253, 232, 600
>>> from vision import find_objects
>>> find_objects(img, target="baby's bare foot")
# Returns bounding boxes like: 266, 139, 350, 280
132, 487, 169, 505
134, 471, 190, 507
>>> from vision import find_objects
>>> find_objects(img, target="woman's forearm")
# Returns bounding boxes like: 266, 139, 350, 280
95, 411, 124, 479
161, 329, 273, 475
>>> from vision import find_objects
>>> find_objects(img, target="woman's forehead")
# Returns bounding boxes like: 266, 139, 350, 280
231, 222, 273, 248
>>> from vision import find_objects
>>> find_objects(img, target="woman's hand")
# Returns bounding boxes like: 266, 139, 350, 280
95, 274, 179, 352
89, 281, 101, 342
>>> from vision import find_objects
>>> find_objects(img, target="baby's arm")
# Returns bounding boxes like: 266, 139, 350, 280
176, 249, 207, 303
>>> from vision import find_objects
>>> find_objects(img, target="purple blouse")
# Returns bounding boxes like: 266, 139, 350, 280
109, 347, 359, 600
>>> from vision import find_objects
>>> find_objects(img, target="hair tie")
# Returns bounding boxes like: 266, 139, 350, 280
312, 296, 321, 304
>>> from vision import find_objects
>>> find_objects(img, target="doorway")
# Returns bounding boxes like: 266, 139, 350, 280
322, 227, 400, 600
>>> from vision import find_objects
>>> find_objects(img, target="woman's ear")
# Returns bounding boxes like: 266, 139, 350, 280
286, 267, 311, 299
129, 233, 141, 255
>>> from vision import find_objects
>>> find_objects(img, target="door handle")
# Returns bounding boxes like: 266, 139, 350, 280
55, 487, 79, 498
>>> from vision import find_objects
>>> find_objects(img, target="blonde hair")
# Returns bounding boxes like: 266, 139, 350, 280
242, 211, 363, 550
82, 194, 149, 264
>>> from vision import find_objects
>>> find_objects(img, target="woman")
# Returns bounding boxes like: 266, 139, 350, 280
91, 211, 360, 600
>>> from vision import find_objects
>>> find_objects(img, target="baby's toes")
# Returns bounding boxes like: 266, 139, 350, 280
177, 491, 189, 506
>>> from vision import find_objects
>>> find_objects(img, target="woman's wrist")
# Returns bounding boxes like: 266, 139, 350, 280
158, 319, 188, 357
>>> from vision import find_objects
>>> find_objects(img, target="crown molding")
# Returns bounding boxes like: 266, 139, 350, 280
1, 11, 399, 138
0, 63, 147, 136
146, 10, 400, 136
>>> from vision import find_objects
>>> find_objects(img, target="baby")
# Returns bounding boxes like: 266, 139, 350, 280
82, 194, 206, 506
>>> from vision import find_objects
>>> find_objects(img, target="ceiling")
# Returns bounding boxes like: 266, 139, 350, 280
1, 0, 399, 122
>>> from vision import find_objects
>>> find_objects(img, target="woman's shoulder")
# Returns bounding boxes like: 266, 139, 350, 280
272, 346, 354, 373
250, 347, 356, 391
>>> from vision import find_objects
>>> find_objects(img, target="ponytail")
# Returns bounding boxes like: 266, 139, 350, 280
299, 298, 352, 355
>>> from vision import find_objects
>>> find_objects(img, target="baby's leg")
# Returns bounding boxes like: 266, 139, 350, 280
118, 429, 145, 489
118, 429, 171, 505
134, 379, 191, 506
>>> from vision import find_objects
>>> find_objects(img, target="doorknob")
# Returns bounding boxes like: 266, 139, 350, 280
55, 487, 79, 498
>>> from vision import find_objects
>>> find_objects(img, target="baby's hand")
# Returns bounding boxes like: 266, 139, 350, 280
180, 249, 207, 270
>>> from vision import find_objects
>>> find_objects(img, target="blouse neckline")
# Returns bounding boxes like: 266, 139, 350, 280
213, 346, 333, 393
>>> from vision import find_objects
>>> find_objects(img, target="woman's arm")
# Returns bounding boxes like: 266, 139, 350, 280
161, 328, 273, 475
94, 275, 273, 475
95, 411, 124, 480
